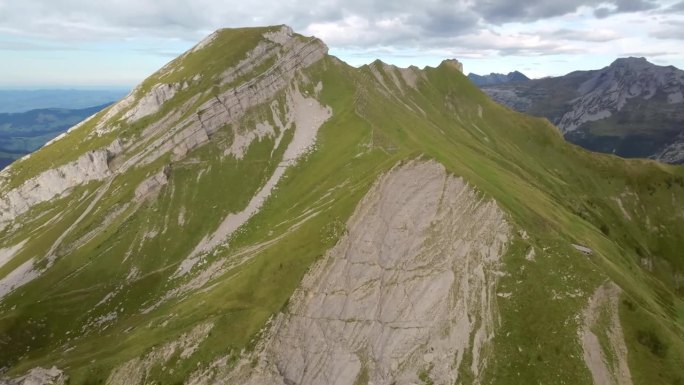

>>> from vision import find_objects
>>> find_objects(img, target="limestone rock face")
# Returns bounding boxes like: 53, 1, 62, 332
0, 149, 113, 230
227, 160, 510, 385
134, 166, 170, 201
0, 367, 67, 385
580, 282, 633, 385
124, 82, 184, 123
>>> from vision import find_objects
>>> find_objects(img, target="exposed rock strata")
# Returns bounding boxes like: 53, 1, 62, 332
580, 282, 633, 385
134, 166, 170, 201
0, 367, 67, 385
0, 148, 115, 230
124, 82, 184, 123
0, 26, 327, 232
105, 323, 214, 385
174, 87, 332, 277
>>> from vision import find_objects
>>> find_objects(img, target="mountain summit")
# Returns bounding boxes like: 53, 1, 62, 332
0, 26, 683, 385
480, 57, 684, 163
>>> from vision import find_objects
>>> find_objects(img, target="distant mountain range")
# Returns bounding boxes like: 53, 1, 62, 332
467, 71, 529, 86
0, 104, 113, 170
477, 57, 684, 163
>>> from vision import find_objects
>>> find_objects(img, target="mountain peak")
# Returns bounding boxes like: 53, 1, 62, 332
609, 56, 652, 69
440, 58, 464, 73
467, 70, 529, 86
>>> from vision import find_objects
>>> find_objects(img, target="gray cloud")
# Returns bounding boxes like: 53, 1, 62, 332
413, 6, 479, 37
473, 0, 595, 23
472, 0, 663, 23
594, 7, 613, 18
0, 0, 483, 47
615, 0, 659, 12
594, 0, 659, 18
660, 0, 684, 13
0, 0, 666, 44
0, 0, 678, 63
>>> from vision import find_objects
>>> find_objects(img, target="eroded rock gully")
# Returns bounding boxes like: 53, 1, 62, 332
201, 160, 510, 385
580, 282, 633, 385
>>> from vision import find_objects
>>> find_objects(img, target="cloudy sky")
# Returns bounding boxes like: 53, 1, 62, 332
0, 0, 682, 87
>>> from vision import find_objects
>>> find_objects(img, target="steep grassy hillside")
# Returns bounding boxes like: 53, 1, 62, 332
0, 26, 682, 385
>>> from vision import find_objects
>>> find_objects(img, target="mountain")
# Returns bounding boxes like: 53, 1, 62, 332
480, 57, 684, 163
0, 104, 113, 171
0, 26, 683, 385
467, 70, 529, 86
0, 89, 128, 114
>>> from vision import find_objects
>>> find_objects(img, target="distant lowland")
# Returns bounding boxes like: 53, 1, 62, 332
0, 89, 127, 113
0, 89, 128, 170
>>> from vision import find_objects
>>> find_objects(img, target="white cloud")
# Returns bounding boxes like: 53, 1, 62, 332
0, 0, 682, 84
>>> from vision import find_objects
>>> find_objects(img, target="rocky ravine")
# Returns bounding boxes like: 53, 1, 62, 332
188, 160, 511, 385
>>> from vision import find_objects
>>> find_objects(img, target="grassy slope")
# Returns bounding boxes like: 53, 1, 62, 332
0, 30, 682, 384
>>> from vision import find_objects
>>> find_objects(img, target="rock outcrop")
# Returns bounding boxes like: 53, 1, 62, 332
134, 166, 170, 201
580, 282, 633, 385
123, 82, 184, 123
214, 160, 510, 385
0, 367, 67, 385
0, 148, 115, 230
106, 323, 214, 385
175, 86, 332, 277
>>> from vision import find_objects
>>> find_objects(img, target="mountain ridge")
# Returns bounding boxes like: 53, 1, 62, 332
0, 25, 682, 385
467, 70, 529, 86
